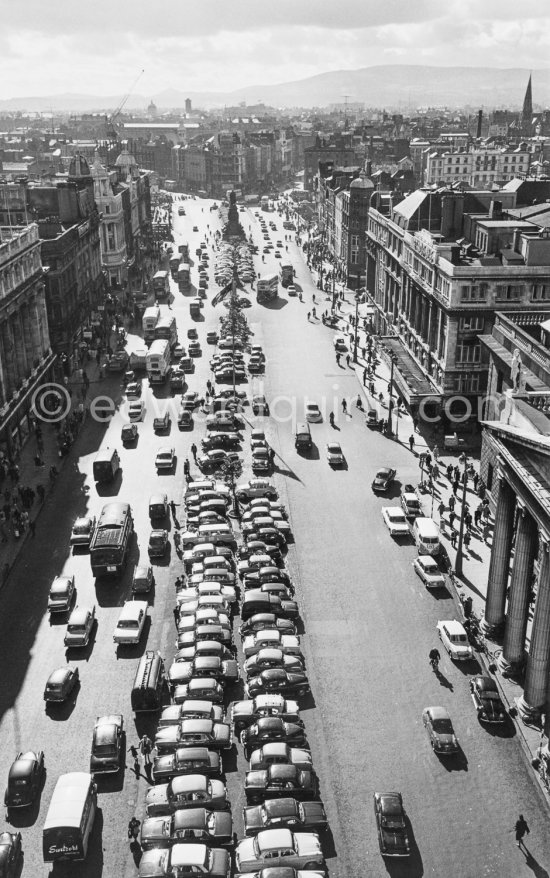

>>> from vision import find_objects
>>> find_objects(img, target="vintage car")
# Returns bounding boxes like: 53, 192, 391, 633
422, 706, 459, 755
43, 666, 79, 703
70, 515, 96, 547
152, 747, 223, 782
371, 467, 396, 493
374, 791, 411, 857
235, 827, 325, 873
145, 775, 230, 816
137, 843, 231, 878
154, 719, 232, 754
244, 649, 305, 680
90, 714, 124, 774
231, 695, 301, 735
248, 743, 312, 772
243, 797, 328, 837
240, 718, 308, 758
469, 675, 507, 724
140, 808, 233, 850
246, 669, 309, 699
4, 751, 44, 808
64, 605, 96, 648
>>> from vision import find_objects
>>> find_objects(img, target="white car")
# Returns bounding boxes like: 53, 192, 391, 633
413, 555, 446, 588
113, 601, 148, 645
326, 442, 344, 466
333, 335, 347, 351
128, 400, 144, 421
172, 344, 185, 359
235, 828, 325, 872
305, 402, 322, 423
156, 446, 175, 470
381, 507, 410, 537
436, 620, 473, 661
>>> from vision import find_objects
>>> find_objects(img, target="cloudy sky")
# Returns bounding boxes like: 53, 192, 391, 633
2, 0, 550, 100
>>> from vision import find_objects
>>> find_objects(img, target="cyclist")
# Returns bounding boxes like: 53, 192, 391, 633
429, 647, 441, 670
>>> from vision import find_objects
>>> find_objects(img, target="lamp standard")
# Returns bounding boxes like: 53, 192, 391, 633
454, 452, 469, 577
353, 292, 361, 363
385, 352, 396, 437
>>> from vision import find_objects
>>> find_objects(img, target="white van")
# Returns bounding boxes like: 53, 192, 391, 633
412, 517, 441, 556
43, 772, 97, 862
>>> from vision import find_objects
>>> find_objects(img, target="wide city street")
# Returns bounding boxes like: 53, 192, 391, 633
0, 194, 549, 878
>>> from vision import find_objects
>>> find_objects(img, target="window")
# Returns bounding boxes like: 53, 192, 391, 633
460, 284, 487, 301
456, 343, 481, 364
495, 284, 522, 301
104, 205, 111, 214
459, 316, 484, 331
532, 284, 550, 301
452, 373, 480, 392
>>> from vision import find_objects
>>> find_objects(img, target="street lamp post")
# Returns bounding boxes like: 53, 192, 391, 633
385, 353, 395, 437
353, 293, 360, 363
454, 453, 468, 577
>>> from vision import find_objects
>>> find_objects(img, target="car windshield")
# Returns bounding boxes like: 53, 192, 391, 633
432, 718, 453, 733
450, 634, 467, 643
94, 743, 116, 755
67, 623, 86, 632
118, 620, 139, 628
382, 815, 405, 828
389, 513, 405, 523
73, 523, 90, 533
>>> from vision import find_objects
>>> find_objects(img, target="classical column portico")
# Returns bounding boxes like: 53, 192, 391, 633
517, 538, 550, 724
482, 477, 516, 636
499, 505, 538, 674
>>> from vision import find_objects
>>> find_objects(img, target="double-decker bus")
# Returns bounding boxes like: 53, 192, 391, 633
154, 313, 178, 349
279, 263, 294, 287
90, 503, 133, 577
178, 242, 190, 261
256, 273, 278, 303
152, 270, 170, 299
142, 304, 160, 343
260, 196, 270, 211
169, 254, 180, 278
177, 262, 191, 293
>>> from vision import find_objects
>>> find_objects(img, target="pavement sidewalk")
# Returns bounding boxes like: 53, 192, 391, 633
303, 270, 548, 786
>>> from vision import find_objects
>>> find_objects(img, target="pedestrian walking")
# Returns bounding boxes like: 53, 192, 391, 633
307, 311, 311, 321
408, 434, 415, 453
433, 445, 439, 462
453, 465, 460, 481
463, 531, 471, 552
449, 511, 456, 530
140, 734, 153, 766
183, 458, 190, 482
425, 451, 432, 469
432, 463, 440, 481
312, 307, 316, 318
369, 381, 375, 396
191, 443, 197, 462
446, 463, 453, 481
128, 816, 141, 843
452, 479, 459, 497
474, 506, 482, 527
346, 354, 351, 367
173, 606, 179, 627
514, 815, 530, 849
169, 500, 178, 522
363, 368, 368, 385
342, 398, 347, 414
336, 353, 341, 366
473, 473, 479, 492
464, 511, 473, 530
128, 745, 140, 776
438, 501, 445, 519
450, 530, 458, 549
448, 495, 455, 513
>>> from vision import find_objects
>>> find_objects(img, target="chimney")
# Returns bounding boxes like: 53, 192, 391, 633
366, 160, 372, 177
489, 199, 502, 219
512, 228, 522, 253
476, 110, 483, 139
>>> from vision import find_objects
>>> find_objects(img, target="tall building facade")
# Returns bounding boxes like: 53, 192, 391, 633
0, 222, 54, 456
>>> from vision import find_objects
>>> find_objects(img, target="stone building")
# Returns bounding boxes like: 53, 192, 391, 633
365, 187, 550, 422
0, 222, 54, 456
478, 309, 550, 722
0, 155, 103, 361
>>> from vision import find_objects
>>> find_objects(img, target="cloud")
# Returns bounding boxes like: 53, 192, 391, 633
1, 1, 550, 100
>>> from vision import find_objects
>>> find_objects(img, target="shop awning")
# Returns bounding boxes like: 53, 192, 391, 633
379, 336, 442, 406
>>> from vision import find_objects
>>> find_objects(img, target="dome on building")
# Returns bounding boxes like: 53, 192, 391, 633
68, 152, 91, 178
350, 171, 374, 190
115, 146, 138, 176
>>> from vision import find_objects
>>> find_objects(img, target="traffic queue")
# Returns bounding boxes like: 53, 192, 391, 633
134, 301, 330, 876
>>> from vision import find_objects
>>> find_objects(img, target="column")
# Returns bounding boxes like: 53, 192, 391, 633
518, 537, 550, 723
499, 505, 538, 674
482, 476, 516, 635
1, 320, 17, 395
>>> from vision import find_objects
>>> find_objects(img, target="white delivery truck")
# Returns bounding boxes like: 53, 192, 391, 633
129, 347, 148, 371
146, 339, 171, 384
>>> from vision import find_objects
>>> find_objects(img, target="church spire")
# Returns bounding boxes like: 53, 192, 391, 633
522, 74, 533, 132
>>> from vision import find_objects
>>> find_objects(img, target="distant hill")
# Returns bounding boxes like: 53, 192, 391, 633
2, 65, 549, 113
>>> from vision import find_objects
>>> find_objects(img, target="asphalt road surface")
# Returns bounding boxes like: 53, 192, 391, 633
0, 195, 549, 878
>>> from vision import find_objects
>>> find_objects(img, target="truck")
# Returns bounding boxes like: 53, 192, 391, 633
279, 263, 293, 287
152, 270, 170, 299
146, 339, 171, 384
190, 299, 202, 318
142, 305, 160, 343
129, 347, 148, 371
90, 502, 134, 578
256, 273, 278, 303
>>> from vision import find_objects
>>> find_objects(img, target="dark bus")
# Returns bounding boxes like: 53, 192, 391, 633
89, 502, 133, 577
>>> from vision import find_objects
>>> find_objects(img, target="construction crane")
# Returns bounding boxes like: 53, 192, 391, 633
105, 68, 145, 140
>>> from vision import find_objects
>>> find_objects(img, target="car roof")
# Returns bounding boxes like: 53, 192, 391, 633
47, 666, 73, 684
68, 606, 92, 625
427, 705, 451, 720
440, 619, 466, 634
257, 828, 293, 850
